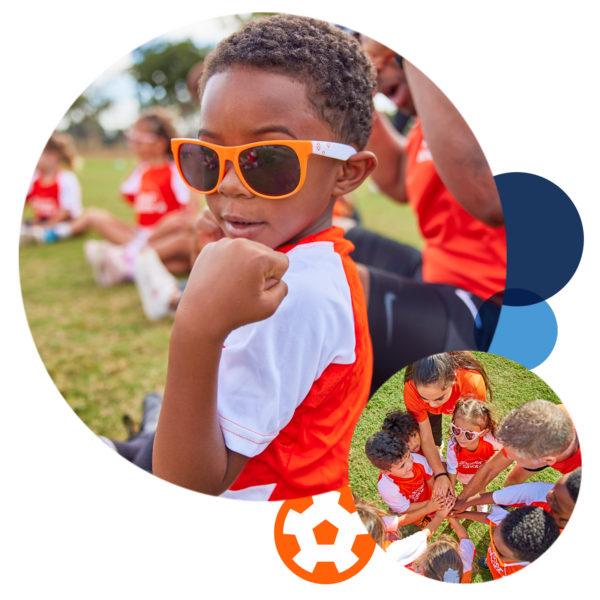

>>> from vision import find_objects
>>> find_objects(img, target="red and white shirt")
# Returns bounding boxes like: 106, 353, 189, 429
447, 432, 502, 484
26, 169, 82, 221
120, 161, 190, 227
486, 506, 530, 579
378, 454, 433, 514
492, 482, 552, 512
405, 120, 507, 300
219, 227, 372, 501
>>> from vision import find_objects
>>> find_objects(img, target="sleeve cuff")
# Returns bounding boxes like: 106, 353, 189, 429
219, 414, 278, 458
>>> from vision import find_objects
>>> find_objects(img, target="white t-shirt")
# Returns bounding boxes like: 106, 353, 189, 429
28, 169, 83, 217
378, 454, 433, 514
493, 481, 553, 508
217, 239, 356, 475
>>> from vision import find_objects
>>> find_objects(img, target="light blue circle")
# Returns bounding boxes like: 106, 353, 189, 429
487, 301, 558, 369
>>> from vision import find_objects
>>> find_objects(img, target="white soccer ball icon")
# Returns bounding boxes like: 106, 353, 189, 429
282, 490, 367, 573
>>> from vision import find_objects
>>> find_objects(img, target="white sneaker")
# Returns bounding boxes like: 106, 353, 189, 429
84, 239, 108, 285
477, 504, 489, 513
20, 225, 45, 246
101, 244, 130, 286
134, 248, 179, 320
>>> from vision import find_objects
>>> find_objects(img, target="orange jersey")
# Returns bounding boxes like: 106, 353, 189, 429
120, 161, 190, 227
26, 169, 82, 221
378, 454, 433, 514
486, 507, 529, 579
403, 368, 486, 423
502, 404, 600, 475
446, 432, 502, 484
220, 227, 372, 501
405, 120, 507, 300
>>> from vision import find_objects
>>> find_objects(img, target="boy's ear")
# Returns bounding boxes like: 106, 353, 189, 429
332, 151, 378, 196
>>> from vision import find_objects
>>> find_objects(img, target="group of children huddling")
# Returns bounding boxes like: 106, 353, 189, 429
356, 351, 581, 582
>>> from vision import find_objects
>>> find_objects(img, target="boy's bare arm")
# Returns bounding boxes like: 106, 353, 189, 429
397, 495, 446, 527
403, 61, 504, 228
451, 491, 496, 515
153, 238, 289, 495
364, 111, 409, 203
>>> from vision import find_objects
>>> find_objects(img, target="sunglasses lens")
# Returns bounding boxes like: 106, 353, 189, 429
178, 143, 221, 192
239, 145, 301, 197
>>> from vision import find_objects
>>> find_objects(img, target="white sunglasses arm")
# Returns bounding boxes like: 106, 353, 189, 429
311, 141, 357, 160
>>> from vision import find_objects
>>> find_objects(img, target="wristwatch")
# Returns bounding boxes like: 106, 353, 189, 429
394, 48, 404, 69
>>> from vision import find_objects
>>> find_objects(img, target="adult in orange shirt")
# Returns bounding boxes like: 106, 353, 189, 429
403, 352, 493, 498
342, 36, 506, 393
453, 400, 581, 512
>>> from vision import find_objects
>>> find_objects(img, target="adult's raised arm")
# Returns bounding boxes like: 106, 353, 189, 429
364, 110, 409, 204
403, 60, 504, 228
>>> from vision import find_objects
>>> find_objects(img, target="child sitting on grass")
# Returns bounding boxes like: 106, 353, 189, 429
365, 431, 450, 526
21, 132, 82, 245
355, 499, 451, 566
152, 15, 378, 501
446, 397, 502, 510
454, 505, 560, 579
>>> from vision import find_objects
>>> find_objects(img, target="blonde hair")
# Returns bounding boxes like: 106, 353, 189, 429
413, 535, 463, 582
452, 396, 498, 437
44, 132, 81, 170
354, 500, 399, 548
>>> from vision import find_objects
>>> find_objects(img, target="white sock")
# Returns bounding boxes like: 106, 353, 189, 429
52, 222, 73, 239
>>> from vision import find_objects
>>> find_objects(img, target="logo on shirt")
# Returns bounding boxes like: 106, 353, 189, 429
416, 140, 433, 163
274, 487, 376, 584
134, 191, 167, 214
409, 480, 425, 502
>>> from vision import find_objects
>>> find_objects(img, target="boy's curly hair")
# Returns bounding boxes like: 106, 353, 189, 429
365, 431, 410, 471
501, 506, 560, 563
199, 14, 377, 149
381, 410, 419, 441
566, 467, 581, 502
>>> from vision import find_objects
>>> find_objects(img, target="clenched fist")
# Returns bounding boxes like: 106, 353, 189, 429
178, 237, 289, 342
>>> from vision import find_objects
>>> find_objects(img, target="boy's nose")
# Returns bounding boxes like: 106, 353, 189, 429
218, 160, 253, 198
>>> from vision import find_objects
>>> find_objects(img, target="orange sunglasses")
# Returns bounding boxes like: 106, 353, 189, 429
171, 139, 357, 200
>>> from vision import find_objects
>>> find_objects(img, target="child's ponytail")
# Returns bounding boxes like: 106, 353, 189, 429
452, 396, 498, 438
413, 534, 464, 582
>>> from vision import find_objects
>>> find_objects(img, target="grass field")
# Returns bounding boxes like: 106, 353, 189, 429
349, 352, 562, 583
19, 154, 422, 439
20, 157, 566, 582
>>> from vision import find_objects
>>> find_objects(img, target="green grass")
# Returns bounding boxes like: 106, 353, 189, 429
349, 352, 562, 583
19, 156, 421, 440
21, 159, 561, 582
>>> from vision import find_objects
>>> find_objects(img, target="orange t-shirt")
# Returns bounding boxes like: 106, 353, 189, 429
502, 404, 600, 475
486, 508, 529, 579
404, 120, 507, 300
403, 368, 486, 423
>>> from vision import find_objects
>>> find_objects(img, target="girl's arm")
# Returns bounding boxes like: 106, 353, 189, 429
449, 472, 457, 489
43, 209, 71, 225
448, 517, 469, 541
452, 511, 490, 525
153, 238, 289, 495
419, 419, 453, 498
